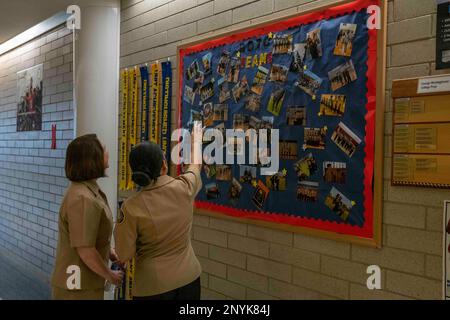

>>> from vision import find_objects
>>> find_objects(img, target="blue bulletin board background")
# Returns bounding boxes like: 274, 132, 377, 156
178, 0, 379, 240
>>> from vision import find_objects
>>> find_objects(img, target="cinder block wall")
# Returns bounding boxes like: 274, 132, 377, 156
0, 26, 73, 277
119, 0, 447, 299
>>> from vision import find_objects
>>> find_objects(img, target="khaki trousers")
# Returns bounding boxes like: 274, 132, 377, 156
52, 287, 104, 300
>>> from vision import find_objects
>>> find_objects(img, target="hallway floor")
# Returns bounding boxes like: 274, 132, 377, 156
0, 249, 50, 300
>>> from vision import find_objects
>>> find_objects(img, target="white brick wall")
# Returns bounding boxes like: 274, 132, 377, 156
0, 26, 73, 276
119, 0, 449, 299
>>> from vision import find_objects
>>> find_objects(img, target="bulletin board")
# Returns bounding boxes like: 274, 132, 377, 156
177, 0, 386, 247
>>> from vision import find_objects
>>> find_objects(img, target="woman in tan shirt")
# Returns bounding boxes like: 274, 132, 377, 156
114, 135, 202, 300
51, 134, 123, 300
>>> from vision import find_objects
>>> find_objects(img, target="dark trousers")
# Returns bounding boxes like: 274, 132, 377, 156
133, 277, 201, 300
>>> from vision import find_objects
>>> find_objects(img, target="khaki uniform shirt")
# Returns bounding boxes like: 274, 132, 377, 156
114, 165, 202, 297
51, 180, 113, 291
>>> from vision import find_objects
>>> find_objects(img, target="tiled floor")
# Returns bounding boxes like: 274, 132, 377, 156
0, 249, 51, 300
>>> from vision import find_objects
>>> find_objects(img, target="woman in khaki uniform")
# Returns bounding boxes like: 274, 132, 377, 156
51, 134, 123, 300
114, 132, 202, 300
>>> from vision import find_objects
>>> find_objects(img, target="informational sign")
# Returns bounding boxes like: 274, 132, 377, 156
436, 0, 450, 70
392, 76, 450, 188
444, 201, 450, 300
417, 75, 450, 94
394, 95, 450, 123
393, 123, 450, 154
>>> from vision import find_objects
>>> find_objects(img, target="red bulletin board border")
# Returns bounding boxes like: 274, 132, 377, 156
177, 0, 383, 245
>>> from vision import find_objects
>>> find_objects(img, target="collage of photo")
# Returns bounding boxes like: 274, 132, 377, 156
306, 28, 322, 59
328, 60, 357, 91
304, 127, 327, 150
280, 140, 298, 160
213, 104, 228, 121
216, 165, 232, 181
204, 164, 217, 179
203, 102, 214, 126
202, 52, 212, 74
297, 181, 319, 202
290, 43, 306, 72
273, 33, 293, 55
267, 87, 286, 116
323, 161, 346, 184
269, 64, 289, 83
251, 66, 269, 95
286, 106, 306, 126
218, 77, 230, 103
193, 71, 204, 93
252, 180, 270, 211
228, 57, 240, 83
334, 23, 357, 57
320, 94, 346, 116
228, 178, 243, 205
240, 165, 257, 184
200, 79, 215, 102
245, 94, 261, 112
324, 187, 353, 221
296, 70, 322, 97
294, 153, 318, 182
331, 122, 362, 157
182, 17, 364, 221
232, 75, 249, 103
217, 51, 230, 76
266, 172, 287, 191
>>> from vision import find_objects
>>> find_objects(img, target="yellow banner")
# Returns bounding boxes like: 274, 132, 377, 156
119, 69, 128, 191
126, 258, 135, 300
127, 67, 138, 190
156, 63, 162, 145
139, 65, 149, 142
149, 63, 162, 144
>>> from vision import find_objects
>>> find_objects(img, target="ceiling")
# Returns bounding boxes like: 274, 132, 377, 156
0, 0, 76, 44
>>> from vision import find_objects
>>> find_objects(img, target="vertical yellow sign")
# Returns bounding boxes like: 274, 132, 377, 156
119, 69, 128, 191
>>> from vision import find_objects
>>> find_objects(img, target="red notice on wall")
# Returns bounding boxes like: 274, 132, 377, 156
51, 124, 56, 150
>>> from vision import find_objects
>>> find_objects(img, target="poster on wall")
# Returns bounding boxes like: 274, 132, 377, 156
445, 201, 450, 300
177, 0, 383, 245
16, 64, 43, 132
436, 0, 450, 70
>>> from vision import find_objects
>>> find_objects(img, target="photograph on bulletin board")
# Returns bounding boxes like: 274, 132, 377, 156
177, 0, 385, 246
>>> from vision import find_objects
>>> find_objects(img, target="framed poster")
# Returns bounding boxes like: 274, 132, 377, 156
444, 201, 450, 300
16, 64, 43, 132
177, 0, 386, 247
436, 0, 450, 70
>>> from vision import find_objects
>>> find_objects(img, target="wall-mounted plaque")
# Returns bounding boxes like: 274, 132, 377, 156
392, 75, 450, 188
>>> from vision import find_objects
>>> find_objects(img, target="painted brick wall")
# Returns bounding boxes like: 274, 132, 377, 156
119, 0, 449, 299
0, 26, 74, 277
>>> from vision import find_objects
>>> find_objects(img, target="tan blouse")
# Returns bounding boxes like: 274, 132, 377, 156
51, 180, 113, 292
114, 165, 202, 297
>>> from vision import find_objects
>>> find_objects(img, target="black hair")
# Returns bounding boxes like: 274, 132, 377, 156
129, 141, 164, 187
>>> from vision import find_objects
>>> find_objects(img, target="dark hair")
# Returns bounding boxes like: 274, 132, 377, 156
129, 141, 164, 187
65, 134, 105, 182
